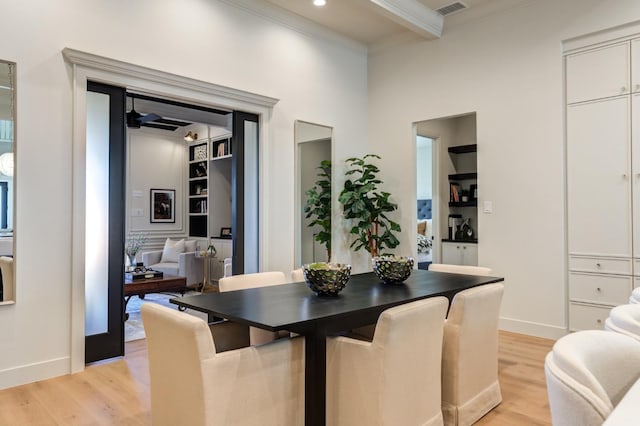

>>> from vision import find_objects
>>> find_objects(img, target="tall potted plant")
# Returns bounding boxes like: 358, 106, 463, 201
304, 160, 332, 261
338, 154, 401, 258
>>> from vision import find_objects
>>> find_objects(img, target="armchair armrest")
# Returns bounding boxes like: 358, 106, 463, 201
142, 250, 162, 266
179, 251, 203, 286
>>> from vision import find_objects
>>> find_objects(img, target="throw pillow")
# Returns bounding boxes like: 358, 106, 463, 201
185, 240, 197, 253
417, 220, 427, 235
161, 238, 185, 263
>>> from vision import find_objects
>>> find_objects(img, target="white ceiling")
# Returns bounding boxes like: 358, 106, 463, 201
261, 0, 499, 45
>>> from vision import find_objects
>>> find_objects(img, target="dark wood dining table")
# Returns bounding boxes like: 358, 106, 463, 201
170, 269, 504, 426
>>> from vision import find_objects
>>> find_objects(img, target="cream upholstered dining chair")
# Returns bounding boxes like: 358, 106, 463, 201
629, 287, 640, 304
428, 263, 492, 276
605, 303, 640, 342
141, 303, 304, 426
441, 282, 504, 426
326, 297, 449, 426
0, 256, 13, 302
545, 330, 640, 426
219, 271, 290, 346
349, 264, 494, 341
290, 268, 305, 283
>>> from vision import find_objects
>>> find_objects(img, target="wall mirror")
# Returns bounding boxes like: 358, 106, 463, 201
0, 60, 15, 304
295, 120, 332, 267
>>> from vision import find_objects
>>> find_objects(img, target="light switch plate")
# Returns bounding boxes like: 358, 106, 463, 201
132, 190, 143, 198
483, 201, 493, 214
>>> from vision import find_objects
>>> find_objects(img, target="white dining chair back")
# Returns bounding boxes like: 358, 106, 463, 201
0, 256, 13, 302
291, 268, 305, 283
629, 287, 640, 304
442, 282, 504, 426
428, 263, 492, 276
327, 297, 449, 426
219, 271, 287, 292
142, 303, 304, 426
219, 271, 290, 345
605, 303, 640, 342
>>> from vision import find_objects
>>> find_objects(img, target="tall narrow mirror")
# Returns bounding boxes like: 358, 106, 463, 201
0, 60, 15, 304
295, 121, 332, 267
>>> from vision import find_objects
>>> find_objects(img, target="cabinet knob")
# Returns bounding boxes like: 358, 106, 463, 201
623, 174, 628, 179
456, 246, 460, 249
622, 86, 628, 93
596, 263, 601, 267
636, 84, 640, 91
463, 246, 467, 250
597, 319, 602, 324
596, 287, 602, 292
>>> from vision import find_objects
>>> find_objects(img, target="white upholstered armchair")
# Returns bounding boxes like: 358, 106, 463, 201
141, 303, 304, 426
141, 239, 203, 286
545, 330, 640, 426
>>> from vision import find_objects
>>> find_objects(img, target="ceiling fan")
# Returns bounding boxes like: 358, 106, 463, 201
126, 97, 190, 131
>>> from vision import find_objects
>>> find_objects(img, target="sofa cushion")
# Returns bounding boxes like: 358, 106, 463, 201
185, 239, 197, 253
152, 262, 180, 276
161, 238, 185, 263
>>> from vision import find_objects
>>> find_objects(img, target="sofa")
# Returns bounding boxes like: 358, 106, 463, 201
142, 238, 203, 287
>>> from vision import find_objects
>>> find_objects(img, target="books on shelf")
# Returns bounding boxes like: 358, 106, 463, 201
450, 183, 461, 202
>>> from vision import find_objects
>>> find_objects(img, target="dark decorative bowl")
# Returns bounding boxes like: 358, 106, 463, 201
372, 256, 414, 284
303, 263, 351, 296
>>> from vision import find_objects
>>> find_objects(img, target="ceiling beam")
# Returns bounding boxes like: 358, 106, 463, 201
368, 0, 443, 39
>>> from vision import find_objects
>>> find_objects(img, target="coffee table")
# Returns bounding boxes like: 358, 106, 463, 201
124, 274, 187, 320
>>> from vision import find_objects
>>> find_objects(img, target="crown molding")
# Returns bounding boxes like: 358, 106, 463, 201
369, 0, 443, 39
62, 48, 279, 109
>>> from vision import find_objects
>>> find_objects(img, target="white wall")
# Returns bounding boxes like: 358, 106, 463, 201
127, 129, 187, 239
0, 0, 368, 388
369, 0, 640, 338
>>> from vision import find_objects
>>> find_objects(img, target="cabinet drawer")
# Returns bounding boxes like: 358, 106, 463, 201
635, 259, 640, 276
569, 303, 612, 331
569, 272, 632, 305
569, 256, 632, 275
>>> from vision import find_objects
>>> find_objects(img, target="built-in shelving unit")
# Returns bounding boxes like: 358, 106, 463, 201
188, 141, 209, 238
445, 142, 478, 266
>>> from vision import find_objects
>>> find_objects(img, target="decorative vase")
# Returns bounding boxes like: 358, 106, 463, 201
127, 253, 137, 270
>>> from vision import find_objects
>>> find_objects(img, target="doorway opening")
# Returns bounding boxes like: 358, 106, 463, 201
415, 113, 478, 269
84, 85, 261, 361
416, 135, 434, 269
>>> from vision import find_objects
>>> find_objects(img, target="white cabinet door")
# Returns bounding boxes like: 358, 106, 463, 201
567, 96, 632, 257
441, 242, 477, 265
442, 242, 462, 265
632, 39, 640, 93
461, 244, 478, 266
633, 94, 640, 260
566, 42, 630, 104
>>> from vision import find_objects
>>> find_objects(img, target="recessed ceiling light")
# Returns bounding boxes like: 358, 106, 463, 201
313, 0, 326, 6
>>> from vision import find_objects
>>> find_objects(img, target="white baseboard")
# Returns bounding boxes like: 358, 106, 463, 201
0, 356, 70, 390
499, 316, 567, 340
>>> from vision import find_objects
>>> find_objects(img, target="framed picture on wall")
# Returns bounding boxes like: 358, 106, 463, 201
150, 189, 175, 223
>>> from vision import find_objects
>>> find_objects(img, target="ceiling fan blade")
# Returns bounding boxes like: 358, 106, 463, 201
141, 122, 179, 131
155, 118, 192, 127
138, 112, 162, 124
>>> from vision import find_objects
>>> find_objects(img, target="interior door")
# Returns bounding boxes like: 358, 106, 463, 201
231, 111, 259, 275
85, 81, 126, 363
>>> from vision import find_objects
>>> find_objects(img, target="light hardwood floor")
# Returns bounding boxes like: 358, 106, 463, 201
0, 330, 554, 425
